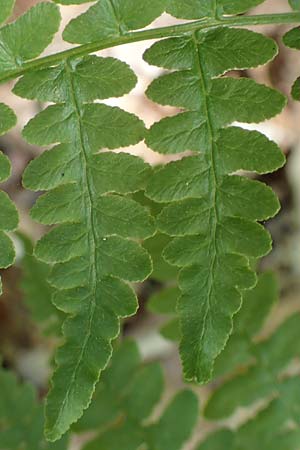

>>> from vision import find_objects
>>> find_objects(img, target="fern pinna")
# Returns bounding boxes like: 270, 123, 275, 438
0, 0, 19, 288
75, 340, 198, 450
198, 274, 300, 450
0, 103, 18, 291
19, 57, 153, 439
4, 2, 160, 440
283, 8, 300, 100
0, 367, 69, 450
144, 23, 285, 382
1, 0, 300, 443
0, 340, 197, 450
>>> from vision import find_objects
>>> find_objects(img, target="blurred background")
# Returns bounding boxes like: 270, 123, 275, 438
0, 0, 300, 448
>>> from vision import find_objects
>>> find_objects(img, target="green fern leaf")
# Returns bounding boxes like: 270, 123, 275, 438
0, 2, 297, 446
73, 340, 198, 450
166, 0, 266, 19
0, 0, 15, 25
73, 339, 142, 432
213, 272, 278, 377
289, 0, 300, 10
148, 285, 179, 315
14, 55, 154, 440
140, 192, 182, 341
199, 380, 300, 450
283, 25, 300, 49
0, 103, 18, 291
148, 285, 181, 341
146, 390, 198, 450
291, 76, 300, 100
0, 2, 60, 75
0, 368, 69, 449
233, 391, 300, 450
0, 102, 16, 138
197, 430, 234, 450
14, 55, 137, 103
62, 0, 168, 44
166, 0, 216, 19
18, 234, 63, 335
283, 26, 300, 101
220, 0, 266, 14
205, 312, 300, 419
198, 280, 300, 450
144, 27, 285, 383
144, 233, 178, 282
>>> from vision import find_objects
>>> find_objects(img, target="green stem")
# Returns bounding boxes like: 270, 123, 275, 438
1, 11, 299, 84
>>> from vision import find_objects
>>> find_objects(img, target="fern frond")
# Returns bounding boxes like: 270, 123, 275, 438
0, 103, 18, 292
14, 53, 154, 440
0, 368, 69, 449
74, 340, 198, 450
1, 1, 298, 444
166, 0, 266, 19
0, 2, 60, 75
198, 399, 300, 450
199, 380, 300, 450
144, 27, 286, 383
0, 2, 60, 295
19, 234, 63, 336
148, 285, 180, 341
283, 24, 300, 100
213, 272, 277, 378
0, 341, 197, 450
196, 272, 300, 450
205, 310, 300, 419
61, 0, 168, 44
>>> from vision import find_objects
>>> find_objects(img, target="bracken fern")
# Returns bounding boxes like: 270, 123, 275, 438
0, 0, 299, 443
16, 28, 155, 445
144, 21, 285, 383
198, 274, 300, 450
0, 2, 19, 293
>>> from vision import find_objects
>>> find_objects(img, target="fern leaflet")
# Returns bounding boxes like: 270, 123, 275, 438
0, 367, 69, 449
75, 340, 198, 450
144, 26, 285, 383
2, 2, 158, 439
283, 22, 300, 100
16, 56, 154, 440
0, 2, 60, 298
19, 234, 63, 336
197, 276, 300, 450
0, 103, 18, 292
61, 0, 168, 44
166, 0, 266, 19
0, 0, 299, 442
0, 341, 198, 450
